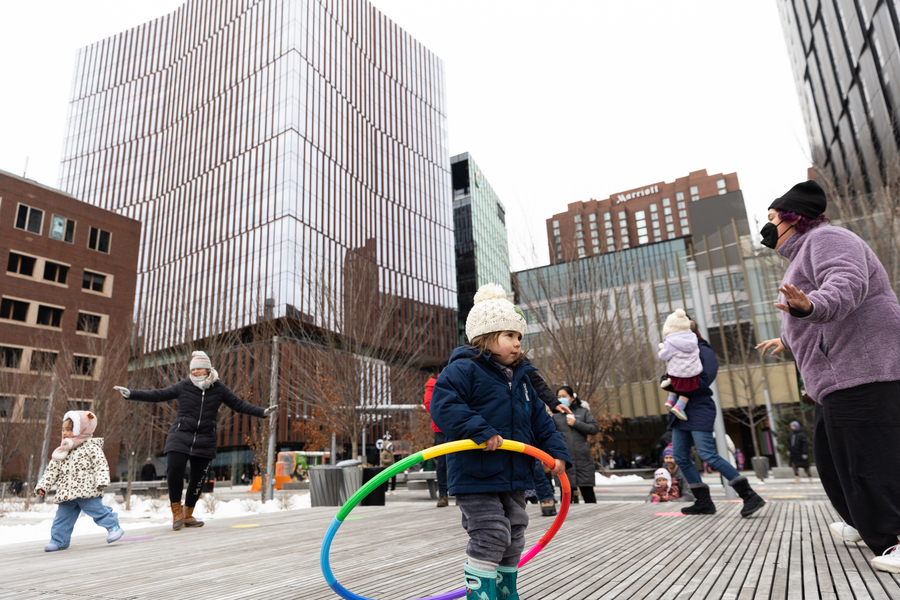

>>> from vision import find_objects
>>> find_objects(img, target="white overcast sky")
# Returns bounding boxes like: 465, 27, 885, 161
0, 1, 811, 271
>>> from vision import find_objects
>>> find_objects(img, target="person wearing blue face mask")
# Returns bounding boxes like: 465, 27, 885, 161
551, 386, 599, 503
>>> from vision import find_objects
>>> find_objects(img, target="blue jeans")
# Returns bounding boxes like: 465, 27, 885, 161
672, 428, 740, 485
532, 459, 554, 502
50, 496, 119, 548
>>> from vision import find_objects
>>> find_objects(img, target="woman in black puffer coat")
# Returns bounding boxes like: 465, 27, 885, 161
114, 351, 277, 530
552, 386, 599, 503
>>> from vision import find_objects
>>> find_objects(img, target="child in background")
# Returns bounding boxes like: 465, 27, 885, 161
650, 467, 681, 502
431, 283, 571, 600
658, 309, 703, 421
35, 410, 123, 551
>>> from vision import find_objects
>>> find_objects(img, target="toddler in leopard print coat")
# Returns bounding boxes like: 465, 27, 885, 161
35, 410, 124, 552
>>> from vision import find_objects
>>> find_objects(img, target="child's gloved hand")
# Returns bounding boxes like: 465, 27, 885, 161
658, 342, 665, 350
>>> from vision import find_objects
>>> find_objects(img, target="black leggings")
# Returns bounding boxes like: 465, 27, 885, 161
579, 485, 597, 503
167, 452, 212, 507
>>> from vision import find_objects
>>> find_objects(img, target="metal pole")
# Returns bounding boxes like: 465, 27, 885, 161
686, 261, 738, 499
35, 375, 58, 493
331, 433, 337, 465
265, 336, 279, 502
762, 385, 782, 467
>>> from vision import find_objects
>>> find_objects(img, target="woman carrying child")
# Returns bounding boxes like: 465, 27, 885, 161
432, 284, 571, 600
35, 410, 124, 551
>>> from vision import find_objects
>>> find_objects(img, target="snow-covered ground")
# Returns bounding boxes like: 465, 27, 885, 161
0, 492, 311, 546
594, 473, 646, 485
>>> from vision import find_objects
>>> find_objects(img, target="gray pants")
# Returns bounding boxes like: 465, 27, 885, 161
457, 491, 528, 567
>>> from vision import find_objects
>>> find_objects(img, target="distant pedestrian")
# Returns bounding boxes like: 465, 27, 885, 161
735, 449, 745, 471
430, 283, 571, 599
380, 442, 396, 495
35, 411, 124, 551
140, 458, 157, 481
552, 386, 599, 503
423, 372, 449, 507
114, 350, 277, 531
788, 421, 812, 483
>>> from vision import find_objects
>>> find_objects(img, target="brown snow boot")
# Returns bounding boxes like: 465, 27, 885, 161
171, 502, 184, 530
183, 506, 204, 527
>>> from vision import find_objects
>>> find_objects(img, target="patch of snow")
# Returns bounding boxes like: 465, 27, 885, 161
594, 473, 647, 485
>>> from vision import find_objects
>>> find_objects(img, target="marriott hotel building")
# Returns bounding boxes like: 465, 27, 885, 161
547, 169, 741, 264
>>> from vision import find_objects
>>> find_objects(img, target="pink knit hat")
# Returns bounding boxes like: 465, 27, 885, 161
190, 350, 212, 371
51, 410, 98, 461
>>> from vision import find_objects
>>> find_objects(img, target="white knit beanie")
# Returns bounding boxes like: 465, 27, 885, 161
662, 309, 691, 338
190, 351, 212, 371
465, 284, 527, 342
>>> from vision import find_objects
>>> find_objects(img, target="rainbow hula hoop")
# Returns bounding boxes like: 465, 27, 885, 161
320, 440, 571, 600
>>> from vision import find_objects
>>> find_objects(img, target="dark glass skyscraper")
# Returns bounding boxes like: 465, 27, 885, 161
777, 0, 900, 190
58, 0, 457, 357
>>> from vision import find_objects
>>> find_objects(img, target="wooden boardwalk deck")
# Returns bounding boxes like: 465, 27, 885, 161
2, 499, 899, 599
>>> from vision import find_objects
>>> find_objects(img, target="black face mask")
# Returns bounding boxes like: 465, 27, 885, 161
760, 221, 794, 249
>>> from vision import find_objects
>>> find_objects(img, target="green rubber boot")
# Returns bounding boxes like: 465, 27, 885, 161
496, 566, 519, 600
465, 563, 498, 600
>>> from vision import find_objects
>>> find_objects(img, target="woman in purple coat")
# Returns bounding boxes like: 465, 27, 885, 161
757, 180, 900, 573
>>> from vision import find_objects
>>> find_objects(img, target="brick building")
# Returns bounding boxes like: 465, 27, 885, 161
547, 169, 740, 264
0, 170, 140, 480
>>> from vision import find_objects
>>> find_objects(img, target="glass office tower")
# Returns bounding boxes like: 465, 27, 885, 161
777, 0, 900, 190
58, 0, 457, 357
451, 153, 511, 344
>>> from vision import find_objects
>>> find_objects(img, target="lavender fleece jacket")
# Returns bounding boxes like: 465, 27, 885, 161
778, 224, 900, 402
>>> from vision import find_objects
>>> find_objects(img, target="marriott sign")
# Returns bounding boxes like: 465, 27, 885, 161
616, 184, 659, 204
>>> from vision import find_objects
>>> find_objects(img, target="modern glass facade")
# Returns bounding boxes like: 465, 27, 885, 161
777, 0, 900, 190
58, 0, 457, 356
451, 153, 511, 343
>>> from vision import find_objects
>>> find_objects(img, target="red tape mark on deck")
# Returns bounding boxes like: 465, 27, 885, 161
654, 512, 686, 517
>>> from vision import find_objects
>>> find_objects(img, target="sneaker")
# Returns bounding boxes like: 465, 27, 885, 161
436, 496, 449, 508
829, 521, 862, 543
44, 543, 67, 552
872, 544, 900, 573
107, 525, 124, 544
669, 405, 688, 421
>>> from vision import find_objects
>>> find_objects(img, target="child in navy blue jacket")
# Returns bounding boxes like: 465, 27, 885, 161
431, 283, 571, 600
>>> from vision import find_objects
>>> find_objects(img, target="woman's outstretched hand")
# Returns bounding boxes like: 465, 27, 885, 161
775, 284, 812, 313
756, 338, 785, 356
263, 404, 279, 417
113, 386, 130, 398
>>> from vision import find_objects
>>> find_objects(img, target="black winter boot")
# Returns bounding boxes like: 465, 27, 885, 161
730, 475, 765, 518
680, 483, 716, 515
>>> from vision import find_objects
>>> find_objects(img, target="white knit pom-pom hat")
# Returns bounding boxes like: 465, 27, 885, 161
662, 308, 692, 338
465, 283, 527, 342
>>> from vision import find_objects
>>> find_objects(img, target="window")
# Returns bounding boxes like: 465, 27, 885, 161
592, 238, 600, 246
43, 261, 69, 284
553, 228, 560, 236
554, 236, 560, 243
590, 230, 599, 238
618, 212, 627, 222
7, 252, 36, 276
665, 215, 673, 223
556, 252, 562, 260
603, 212, 611, 221
616, 290, 630, 308
680, 218, 689, 227
576, 239, 585, 247
678, 210, 687, 218
649, 204, 658, 213
15, 204, 44, 234
663, 206, 672, 215
708, 272, 746, 294
606, 236, 615, 246
589, 222, 597, 230
83, 271, 106, 293
555, 244, 561, 251
662, 197, 670, 207
0, 346, 23, 369
709, 301, 752, 324
690, 185, 698, 195
588, 213, 596, 222
578, 248, 586, 257
717, 179, 727, 195
682, 226, 690, 235
620, 227, 628, 235
49, 216, 76, 243
622, 235, 630, 244
552, 220, 559, 228
574, 214, 582, 223
620, 318, 633, 335
667, 224, 675, 232
654, 282, 691, 303
523, 332, 542, 349
653, 228, 661, 238
68, 400, 92, 412
0, 396, 14, 419
675, 192, 684, 201
77, 312, 102, 334
88, 227, 111, 253
523, 306, 549, 323
677, 200, 686, 210
30, 351, 57, 372
575, 223, 583, 231
36, 305, 63, 328
0, 298, 28, 322
72, 356, 97, 377
575, 231, 584, 239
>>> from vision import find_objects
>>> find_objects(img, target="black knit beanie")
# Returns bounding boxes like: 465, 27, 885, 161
768, 180, 827, 219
